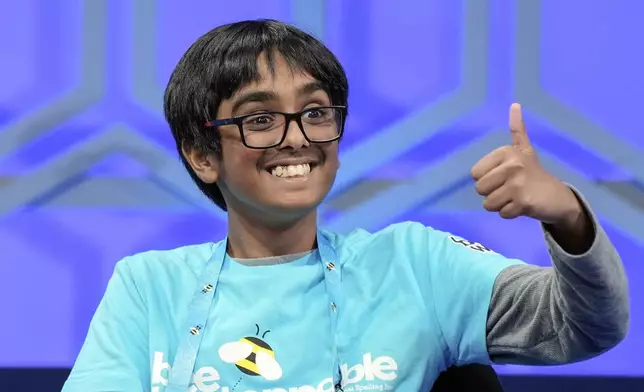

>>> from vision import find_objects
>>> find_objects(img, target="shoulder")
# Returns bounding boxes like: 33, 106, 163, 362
122, 241, 219, 269
322, 221, 507, 270
322, 221, 460, 256
115, 241, 221, 296
321, 222, 444, 272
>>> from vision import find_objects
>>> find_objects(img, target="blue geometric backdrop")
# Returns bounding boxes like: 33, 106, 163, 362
0, 0, 642, 377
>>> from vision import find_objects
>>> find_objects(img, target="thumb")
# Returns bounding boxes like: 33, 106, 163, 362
509, 103, 530, 148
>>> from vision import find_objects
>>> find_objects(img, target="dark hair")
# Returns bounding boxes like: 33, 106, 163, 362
163, 19, 349, 211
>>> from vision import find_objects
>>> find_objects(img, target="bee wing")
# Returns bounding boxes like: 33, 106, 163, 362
255, 350, 282, 381
218, 341, 253, 363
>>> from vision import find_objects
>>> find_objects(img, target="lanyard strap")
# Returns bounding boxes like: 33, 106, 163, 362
166, 231, 343, 392
165, 240, 228, 392
318, 230, 344, 389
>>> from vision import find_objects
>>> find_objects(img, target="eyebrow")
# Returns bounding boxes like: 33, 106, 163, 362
230, 81, 327, 115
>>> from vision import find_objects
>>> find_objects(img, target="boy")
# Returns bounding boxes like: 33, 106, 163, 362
63, 19, 629, 392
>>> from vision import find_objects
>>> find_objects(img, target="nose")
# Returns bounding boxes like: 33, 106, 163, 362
279, 118, 309, 149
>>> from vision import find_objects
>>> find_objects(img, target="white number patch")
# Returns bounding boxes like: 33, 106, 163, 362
449, 236, 494, 253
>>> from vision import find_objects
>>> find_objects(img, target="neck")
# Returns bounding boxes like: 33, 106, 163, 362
226, 209, 318, 258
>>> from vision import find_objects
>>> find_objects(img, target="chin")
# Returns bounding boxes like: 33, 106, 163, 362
269, 196, 323, 214
256, 190, 323, 217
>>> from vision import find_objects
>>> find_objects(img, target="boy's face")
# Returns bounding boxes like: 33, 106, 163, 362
186, 54, 340, 223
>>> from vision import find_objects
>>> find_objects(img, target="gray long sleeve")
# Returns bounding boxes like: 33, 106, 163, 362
485, 192, 630, 365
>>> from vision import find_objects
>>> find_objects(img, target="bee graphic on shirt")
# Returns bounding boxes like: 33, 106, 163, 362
218, 324, 283, 381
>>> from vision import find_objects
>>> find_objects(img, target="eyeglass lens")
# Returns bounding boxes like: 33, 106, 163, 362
242, 107, 343, 148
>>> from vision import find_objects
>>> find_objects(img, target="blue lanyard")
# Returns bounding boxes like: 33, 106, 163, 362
165, 230, 342, 392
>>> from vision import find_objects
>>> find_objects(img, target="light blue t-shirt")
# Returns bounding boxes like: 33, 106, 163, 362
63, 222, 524, 392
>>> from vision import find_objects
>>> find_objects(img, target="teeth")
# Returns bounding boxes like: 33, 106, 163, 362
270, 163, 312, 178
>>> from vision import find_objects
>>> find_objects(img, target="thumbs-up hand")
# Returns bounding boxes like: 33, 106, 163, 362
470, 103, 583, 227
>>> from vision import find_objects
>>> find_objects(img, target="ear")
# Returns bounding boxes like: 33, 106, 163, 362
181, 141, 220, 184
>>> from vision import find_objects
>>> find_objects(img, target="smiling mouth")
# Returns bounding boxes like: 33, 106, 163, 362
267, 163, 314, 178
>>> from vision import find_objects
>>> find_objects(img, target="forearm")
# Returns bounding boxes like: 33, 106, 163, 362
485, 196, 629, 365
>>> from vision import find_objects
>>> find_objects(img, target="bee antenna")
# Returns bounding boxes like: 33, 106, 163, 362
262, 330, 271, 339
255, 324, 260, 335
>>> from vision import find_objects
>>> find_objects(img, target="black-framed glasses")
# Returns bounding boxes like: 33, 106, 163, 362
204, 106, 347, 149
